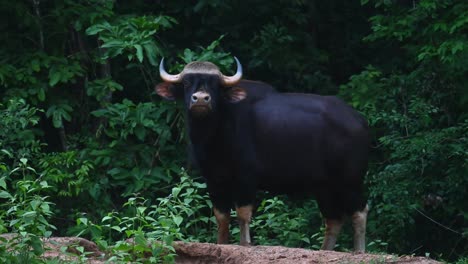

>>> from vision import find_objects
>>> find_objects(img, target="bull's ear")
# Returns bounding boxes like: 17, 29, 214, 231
225, 87, 247, 103
155, 82, 176, 100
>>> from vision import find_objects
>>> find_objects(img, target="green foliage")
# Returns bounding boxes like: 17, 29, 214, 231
72, 171, 212, 263
39, 151, 94, 197
75, 196, 178, 263
341, 0, 468, 259
249, 196, 322, 249
0, 100, 42, 161
177, 36, 234, 73
0, 162, 55, 263
89, 99, 183, 198
454, 257, 468, 264
2, 53, 85, 106
86, 15, 176, 65
156, 171, 214, 243
0, 100, 53, 263
45, 104, 73, 129
86, 78, 123, 103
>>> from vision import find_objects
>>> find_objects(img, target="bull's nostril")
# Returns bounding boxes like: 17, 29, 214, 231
192, 95, 198, 102
204, 96, 211, 102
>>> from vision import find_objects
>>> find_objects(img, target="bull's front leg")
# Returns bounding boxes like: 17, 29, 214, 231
235, 204, 253, 246
234, 173, 256, 246
213, 207, 231, 244
207, 177, 233, 244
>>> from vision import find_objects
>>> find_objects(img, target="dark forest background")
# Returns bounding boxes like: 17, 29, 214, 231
0, 0, 466, 263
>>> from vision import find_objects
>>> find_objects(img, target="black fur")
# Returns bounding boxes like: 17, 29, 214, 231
159, 76, 369, 221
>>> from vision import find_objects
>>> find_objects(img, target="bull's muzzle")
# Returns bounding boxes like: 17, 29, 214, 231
189, 91, 212, 114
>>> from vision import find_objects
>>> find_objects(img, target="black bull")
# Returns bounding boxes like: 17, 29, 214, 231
156, 58, 370, 252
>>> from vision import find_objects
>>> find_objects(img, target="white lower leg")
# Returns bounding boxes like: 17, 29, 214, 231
236, 205, 253, 246
214, 208, 230, 244
352, 204, 369, 253
321, 218, 344, 250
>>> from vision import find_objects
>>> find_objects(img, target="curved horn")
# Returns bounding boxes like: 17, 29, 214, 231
159, 58, 182, 83
222, 57, 243, 86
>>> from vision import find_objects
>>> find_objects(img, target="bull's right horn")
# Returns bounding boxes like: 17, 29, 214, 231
159, 58, 182, 83
221, 57, 243, 86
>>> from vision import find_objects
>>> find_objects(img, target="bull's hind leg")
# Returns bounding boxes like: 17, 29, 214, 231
321, 218, 344, 250
352, 204, 369, 253
317, 194, 344, 251
236, 205, 253, 246
214, 207, 231, 244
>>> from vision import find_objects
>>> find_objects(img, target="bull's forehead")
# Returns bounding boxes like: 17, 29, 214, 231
183, 73, 222, 83
183, 61, 221, 75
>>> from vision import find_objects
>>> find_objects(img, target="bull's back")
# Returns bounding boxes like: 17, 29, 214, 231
251, 93, 368, 194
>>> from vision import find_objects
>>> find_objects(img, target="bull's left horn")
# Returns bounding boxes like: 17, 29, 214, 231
159, 58, 182, 83
222, 57, 243, 86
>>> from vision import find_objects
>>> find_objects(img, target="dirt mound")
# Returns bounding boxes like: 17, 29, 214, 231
174, 242, 439, 264
3, 236, 441, 263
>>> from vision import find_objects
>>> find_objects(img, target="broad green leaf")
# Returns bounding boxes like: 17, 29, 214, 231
52, 112, 63, 128
21, 211, 37, 218
0, 178, 6, 189
1, 149, 13, 158
173, 215, 183, 227
38, 88, 45, 101
91, 109, 108, 117
143, 43, 158, 66
31, 59, 40, 72
0, 190, 12, 199
135, 44, 144, 62
137, 206, 146, 215
172, 187, 181, 197
107, 168, 121, 175
31, 236, 45, 255
135, 233, 147, 246
49, 71, 61, 87
78, 217, 88, 226
76, 246, 85, 254
101, 40, 125, 48
111, 226, 122, 232
62, 111, 72, 122
86, 24, 108, 35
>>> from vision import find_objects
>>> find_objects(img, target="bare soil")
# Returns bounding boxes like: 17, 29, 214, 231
3, 235, 441, 263
174, 242, 440, 264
